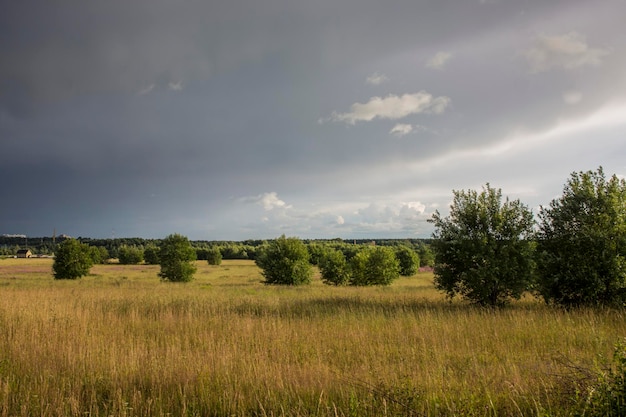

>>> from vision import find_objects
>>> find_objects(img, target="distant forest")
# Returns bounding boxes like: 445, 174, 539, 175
0, 235, 432, 261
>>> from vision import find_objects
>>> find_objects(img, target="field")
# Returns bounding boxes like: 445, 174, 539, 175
0, 258, 624, 416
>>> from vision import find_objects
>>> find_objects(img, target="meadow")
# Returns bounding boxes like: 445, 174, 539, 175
0, 258, 624, 416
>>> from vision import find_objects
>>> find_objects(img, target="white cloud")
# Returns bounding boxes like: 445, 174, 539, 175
403, 201, 426, 214
336, 215, 345, 225
168, 80, 184, 91
138, 84, 155, 95
328, 91, 451, 125
426, 51, 452, 69
390, 124, 413, 137
348, 201, 431, 234
391, 124, 440, 137
138, 80, 184, 95
260, 192, 291, 210
563, 91, 583, 105
366, 72, 389, 85
240, 192, 292, 211
524, 32, 610, 73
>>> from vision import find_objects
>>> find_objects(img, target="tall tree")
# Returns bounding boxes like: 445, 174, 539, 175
348, 246, 400, 286
206, 246, 223, 266
118, 245, 144, 265
255, 235, 312, 285
429, 184, 535, 307
143, 244, 160, 265
53, 239, 94, 280
318, 247, 350, 286
536, 167, 626, 307
158, 234, 197, 282
394, 245, 420, 276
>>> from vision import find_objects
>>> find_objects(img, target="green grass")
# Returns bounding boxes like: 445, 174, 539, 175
0, 258, 624, 416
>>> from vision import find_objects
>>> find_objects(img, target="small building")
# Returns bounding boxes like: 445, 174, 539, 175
16, 249, 32, 258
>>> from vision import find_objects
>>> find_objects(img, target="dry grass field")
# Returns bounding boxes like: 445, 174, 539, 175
0, 258, 624, 416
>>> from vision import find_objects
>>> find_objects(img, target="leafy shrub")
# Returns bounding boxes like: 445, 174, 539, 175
579, 338, 626, 416
255, 235, 312, 285
306, 243, 327, 266
88, 245, 109, 265
318, 247, 350, 285
430, 184, 535, 307
143, 244, 160, 265
536, 167, 626, 307
206, 246, 222, 265
53, 239, 94, 280
118, 245, 144, 265
158, 234, 197, 282
394, 245, 420, 276
416, 243, 434, 267
349, 246, 400, 286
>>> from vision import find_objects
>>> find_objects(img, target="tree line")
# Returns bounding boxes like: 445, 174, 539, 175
1, 234, 432, 263
431, 167, 626, 308
249, 166, 626, 309
52, 233, 429, 285
48, 166, 626, 308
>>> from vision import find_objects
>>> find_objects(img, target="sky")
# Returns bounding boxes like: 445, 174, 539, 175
1, 0, 625, 240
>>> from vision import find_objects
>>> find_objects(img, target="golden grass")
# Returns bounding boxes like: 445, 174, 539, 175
0, 258, 624, 416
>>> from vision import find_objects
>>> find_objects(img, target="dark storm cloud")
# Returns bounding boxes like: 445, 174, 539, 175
1, 0, 625, 239
0, 0, 575, 106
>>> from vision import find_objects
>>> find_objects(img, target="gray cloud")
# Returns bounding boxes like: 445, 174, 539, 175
524, 32, 611, 73
389, 124, 414, 137
366, 72, 389, 86
1, 0, 626, 239
426, 52, 452, 69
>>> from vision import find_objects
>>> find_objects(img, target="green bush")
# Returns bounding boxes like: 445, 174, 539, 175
581, 338, 626, 416
143, 244, 160, 265
53, 239, 94, 280
318, 247, 350, 285
536, 167, 626, 307
306, 243, 327, 266
349, 246, 400, 286
394, 245, 420, 276
158, 234, 197, 282
255, 235, 312, 285
430, 184, 535, 307
416, 243, 434, 267
118, 245, 144, 265
88, 245, 107, 265
206, 246, 223, 265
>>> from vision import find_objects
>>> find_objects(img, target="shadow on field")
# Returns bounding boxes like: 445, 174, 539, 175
229, 295, 497, 319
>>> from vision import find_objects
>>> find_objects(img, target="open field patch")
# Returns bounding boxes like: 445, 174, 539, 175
0, 259, 624, 416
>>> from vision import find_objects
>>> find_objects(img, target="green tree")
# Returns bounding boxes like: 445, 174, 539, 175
221, 244, 249, 259
319, 247, 350, 286
394, 245, 420, 276
206, 246, 223, 265
306, 242, 327, 266
143, 244, 160, 265
118, 245, 144, 264
349, 246, 400, 286
88, 245, 103, 265
255, 235, 312, 285
417, 242, 435, 267
158, 234, 197, 282
536, 168, 626, 307
53, 239, 94, 280
348, 248, 370, 286
429, 184, 535, 307
97, 246, 110, 264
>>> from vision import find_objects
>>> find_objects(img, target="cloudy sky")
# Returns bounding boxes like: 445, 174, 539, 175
1, 0, 625, 240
